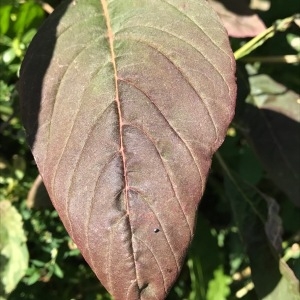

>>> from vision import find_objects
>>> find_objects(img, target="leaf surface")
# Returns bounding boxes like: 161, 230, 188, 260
208, 0, 266, 38
19, 0, 236, 299
221, 164, 300, 300
244, 73, 300, 207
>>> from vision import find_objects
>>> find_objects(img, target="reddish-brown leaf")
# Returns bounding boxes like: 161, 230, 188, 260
209, 0, 266, 38
19, 0, 236, 299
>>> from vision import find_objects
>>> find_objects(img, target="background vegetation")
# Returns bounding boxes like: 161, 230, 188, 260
0, 0, 299, 299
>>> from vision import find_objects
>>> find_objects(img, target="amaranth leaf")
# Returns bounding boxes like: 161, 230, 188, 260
19, 0, 236, 299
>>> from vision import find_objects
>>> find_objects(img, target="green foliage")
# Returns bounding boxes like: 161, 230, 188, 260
0, 0, 44, 78
0, 1, 299, 299
0, 200, 29, 299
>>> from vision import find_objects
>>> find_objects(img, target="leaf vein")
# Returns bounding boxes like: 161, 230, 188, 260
161, 0, 233, 69
119, 78, 204, 195
129, 187, 180, 274
85, 153, 120, 284
124, 123, 192, 235
135, 235, 167, 295
48, 36, 106, 202
64, 102, 116, 240
118, 37, 218, 150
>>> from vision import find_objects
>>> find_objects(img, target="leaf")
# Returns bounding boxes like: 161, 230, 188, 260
18, 0, 236, 299
219, 159, 300, 300
243, 72, 300, 207
0, 200, 29, 297
0, 5, 12, 35
13, 0, 44, 38
263, 195, 282, 253
208, 0, 266, 38
219, 134, 263, 185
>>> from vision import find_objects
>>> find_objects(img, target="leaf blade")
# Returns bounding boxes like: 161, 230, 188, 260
244, 73, 300, 207
19, 1, 236, 298
0, 201, 29, 297
219, 158, 300, 300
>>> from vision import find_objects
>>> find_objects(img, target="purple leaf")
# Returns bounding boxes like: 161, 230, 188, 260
209, 0, 266, 38
19, 0, 236, 298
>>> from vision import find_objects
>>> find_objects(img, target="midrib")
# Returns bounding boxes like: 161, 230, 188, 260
100, 0, 130, 212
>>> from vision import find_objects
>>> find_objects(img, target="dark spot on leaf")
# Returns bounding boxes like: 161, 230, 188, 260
154, 228, 160, 233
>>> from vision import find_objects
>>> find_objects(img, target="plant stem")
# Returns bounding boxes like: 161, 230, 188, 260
234, 15, 299, 60
241, 54, 300, 64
